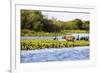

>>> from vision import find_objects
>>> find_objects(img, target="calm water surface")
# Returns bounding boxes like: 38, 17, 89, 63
21, 46, 89, 63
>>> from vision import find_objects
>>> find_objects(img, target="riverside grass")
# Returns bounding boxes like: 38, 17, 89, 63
21, 29, 89, 36
21, 39, 89, 50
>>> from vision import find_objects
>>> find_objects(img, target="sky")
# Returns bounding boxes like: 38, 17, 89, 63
42, 11, 90, 21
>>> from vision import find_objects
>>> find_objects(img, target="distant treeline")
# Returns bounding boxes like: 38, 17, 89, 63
21, 10, 90, 33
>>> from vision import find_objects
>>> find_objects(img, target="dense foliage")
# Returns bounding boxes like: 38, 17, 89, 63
21, 39, 89, 50
21, 10, 89, 36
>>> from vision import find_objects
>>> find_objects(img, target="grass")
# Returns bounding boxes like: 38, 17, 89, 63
21, 39, 89, 50
21, 29, 89, 36
61, 30, 89, 34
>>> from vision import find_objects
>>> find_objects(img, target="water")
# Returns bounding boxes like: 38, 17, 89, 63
21, 33, 89, 40
21, 46, 89, 63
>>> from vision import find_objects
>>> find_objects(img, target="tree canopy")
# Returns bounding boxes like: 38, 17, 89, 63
21, 10, 90, 33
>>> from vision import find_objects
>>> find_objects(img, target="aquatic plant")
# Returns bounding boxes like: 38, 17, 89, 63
21, 39, 89, 50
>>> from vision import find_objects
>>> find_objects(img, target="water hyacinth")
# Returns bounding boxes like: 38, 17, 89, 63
21, 39, 89, 50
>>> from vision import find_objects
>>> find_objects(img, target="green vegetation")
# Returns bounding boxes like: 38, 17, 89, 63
20, 10, 89, 50
21, 29, 88, 36
21, 39, 89, 50
21, 10, 89, 36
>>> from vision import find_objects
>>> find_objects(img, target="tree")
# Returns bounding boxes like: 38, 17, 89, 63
42, 19, 57, 32
21, 9, 89, 34
21, 10, 44, 31
64, 19, 83, 30
51, 18, 64, 32
82, 21, 90, 30
73, 19, 83, 29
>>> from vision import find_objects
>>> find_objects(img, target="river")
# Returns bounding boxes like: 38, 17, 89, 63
21, 33, 89, 40
21, 46, 89, 63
